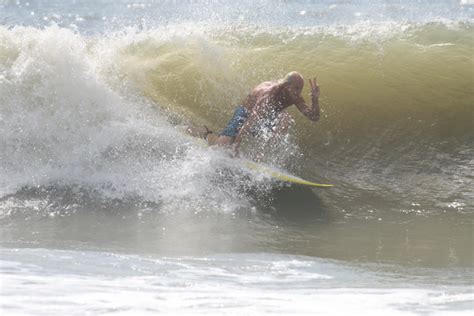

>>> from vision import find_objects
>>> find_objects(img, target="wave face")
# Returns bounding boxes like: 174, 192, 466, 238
1, 21, 472, 206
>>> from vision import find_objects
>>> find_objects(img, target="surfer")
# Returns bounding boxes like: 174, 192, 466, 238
187, 71, 321, 158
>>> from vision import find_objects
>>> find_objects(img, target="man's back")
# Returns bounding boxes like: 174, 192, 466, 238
243, 80, 283, 115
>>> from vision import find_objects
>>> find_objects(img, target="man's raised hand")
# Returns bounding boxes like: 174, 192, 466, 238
309, 77, 320, 100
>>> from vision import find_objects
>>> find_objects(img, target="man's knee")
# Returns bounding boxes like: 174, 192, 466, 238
278, 112, 293, 132
211, 135, 234, 146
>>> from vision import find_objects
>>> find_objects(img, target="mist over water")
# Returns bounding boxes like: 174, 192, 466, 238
0, 1, 473, 315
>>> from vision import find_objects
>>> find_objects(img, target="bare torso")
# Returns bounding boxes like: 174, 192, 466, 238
241, 81, 295, 117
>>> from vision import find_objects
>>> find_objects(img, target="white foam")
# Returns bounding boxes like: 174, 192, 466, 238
0, 25, 263, 212
1, 249, 472, 315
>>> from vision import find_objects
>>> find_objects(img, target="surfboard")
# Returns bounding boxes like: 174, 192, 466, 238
241, 160, 334, 188
186, 134, 334, 188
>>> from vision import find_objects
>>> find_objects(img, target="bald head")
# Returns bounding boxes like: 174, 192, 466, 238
281, 71, 304, 100
282, 71, 304, 86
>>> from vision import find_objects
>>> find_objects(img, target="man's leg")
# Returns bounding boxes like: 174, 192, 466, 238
186, 126, 235, 147
206, 134, 234, 146
273, 112, 292, 135
254, 112, 293, 161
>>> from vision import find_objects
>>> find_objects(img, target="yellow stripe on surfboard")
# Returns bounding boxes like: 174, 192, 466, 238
243, 161, 334, 188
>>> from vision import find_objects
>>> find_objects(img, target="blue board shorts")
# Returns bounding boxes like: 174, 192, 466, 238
220, 106, 249, 137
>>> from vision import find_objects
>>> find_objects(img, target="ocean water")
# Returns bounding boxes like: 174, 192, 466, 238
0, 0, 473, 314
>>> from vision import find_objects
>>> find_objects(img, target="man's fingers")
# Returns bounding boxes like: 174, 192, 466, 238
309, 77, 319, 92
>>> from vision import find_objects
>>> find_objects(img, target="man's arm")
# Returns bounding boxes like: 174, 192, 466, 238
294, 78, 320, 121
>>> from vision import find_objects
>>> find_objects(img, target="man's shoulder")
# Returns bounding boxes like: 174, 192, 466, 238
252, 83, 264, 92
254, 80, 278, 90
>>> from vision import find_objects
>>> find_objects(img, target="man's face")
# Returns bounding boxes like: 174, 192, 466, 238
287, 79, 304, 99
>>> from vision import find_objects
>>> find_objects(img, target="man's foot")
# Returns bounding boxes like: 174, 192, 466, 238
185, 126, 213, 139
